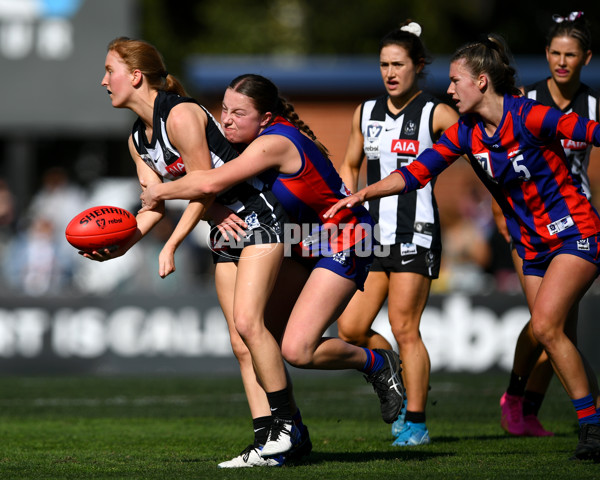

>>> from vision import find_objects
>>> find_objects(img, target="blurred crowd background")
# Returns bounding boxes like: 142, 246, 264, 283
2, 0, 600, 298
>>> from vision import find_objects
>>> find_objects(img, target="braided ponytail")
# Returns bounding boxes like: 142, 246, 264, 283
280, 99, 330, 158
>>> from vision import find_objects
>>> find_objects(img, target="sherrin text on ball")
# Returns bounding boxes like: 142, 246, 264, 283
65, 205, 137, 252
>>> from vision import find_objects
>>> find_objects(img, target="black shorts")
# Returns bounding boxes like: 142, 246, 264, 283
211, 190, 288, 263
371, 243, 440, 279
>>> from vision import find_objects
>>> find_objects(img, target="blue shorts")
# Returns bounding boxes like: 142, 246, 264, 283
522, 234, 600, 277
292, 238, 373, 291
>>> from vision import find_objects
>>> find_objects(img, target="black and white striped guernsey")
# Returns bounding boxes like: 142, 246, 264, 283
132, 90, 271, 209
360, 93, 441, 249
524, 79, 600, 199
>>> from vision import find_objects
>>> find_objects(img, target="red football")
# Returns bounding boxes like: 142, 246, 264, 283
65, 205, 137, 252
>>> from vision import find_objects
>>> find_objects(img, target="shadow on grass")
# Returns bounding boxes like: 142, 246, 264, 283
292, 449, 452, 465
432, 434, 506, 443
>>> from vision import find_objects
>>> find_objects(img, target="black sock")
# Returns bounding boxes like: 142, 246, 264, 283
405, 411, 426, 424
266, 388, 292, 421
506, 371, 528, 396
252, 416, 272, 446
523, 390, 545, 417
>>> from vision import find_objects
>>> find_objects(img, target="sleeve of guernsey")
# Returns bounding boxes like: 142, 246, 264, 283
394, 123, 464, 193
525, 103, 600, 145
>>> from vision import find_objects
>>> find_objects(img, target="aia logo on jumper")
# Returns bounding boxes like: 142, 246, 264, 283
562, 139, 587, 151
391, 139, 419, 155
165, 157, 186, 176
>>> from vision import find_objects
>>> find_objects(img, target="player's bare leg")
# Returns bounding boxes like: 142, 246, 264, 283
525, 254, 600, 460
337, 271, 393, 350
281, 268, 404, 425
389, 272, 431, 446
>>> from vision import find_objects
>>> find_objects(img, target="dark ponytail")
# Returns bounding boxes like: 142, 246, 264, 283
228, 74, 330, 158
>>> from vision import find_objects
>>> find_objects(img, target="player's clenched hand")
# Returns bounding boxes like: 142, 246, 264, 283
158, 245, 176, 278
323, 193, 364, 219
139, 180, 160, 213
208, 203, 247, 242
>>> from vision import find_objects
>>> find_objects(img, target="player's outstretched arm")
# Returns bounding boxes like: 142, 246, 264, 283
323, 171, 406, 218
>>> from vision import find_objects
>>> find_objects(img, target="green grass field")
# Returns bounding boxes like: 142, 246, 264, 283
0, 371, 597, 479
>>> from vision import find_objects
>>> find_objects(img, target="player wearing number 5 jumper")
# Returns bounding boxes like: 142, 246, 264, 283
326, 34, 600, 462
498, 12, 600, 439
336, 20, 459, 447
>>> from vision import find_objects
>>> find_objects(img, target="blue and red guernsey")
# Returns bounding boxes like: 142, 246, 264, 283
395, 94, 600, 261
261, 117, 373, 255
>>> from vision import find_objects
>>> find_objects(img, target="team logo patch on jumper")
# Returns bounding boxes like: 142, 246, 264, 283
425, 251, 435, 267
245, 212, 260, 230
141, 153, 156, 165
400, 243, 418, 256
366, 122, 383, 141
577, 238, 590, 251
365, 121, 384, 160
333, 252, 348, 266
403, 120, 417, 136
272, 221, 282, 235
547, 215, 574, 236
474, 152, 494, 179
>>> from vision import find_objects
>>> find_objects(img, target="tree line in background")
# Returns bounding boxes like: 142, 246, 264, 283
139, 0, 600, 79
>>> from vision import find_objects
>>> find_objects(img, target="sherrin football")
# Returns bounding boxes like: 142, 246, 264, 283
65, 205, 137, 252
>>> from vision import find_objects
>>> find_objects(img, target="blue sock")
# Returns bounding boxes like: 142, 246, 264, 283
360, 348, 384, 374
572, 394, 600, 425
